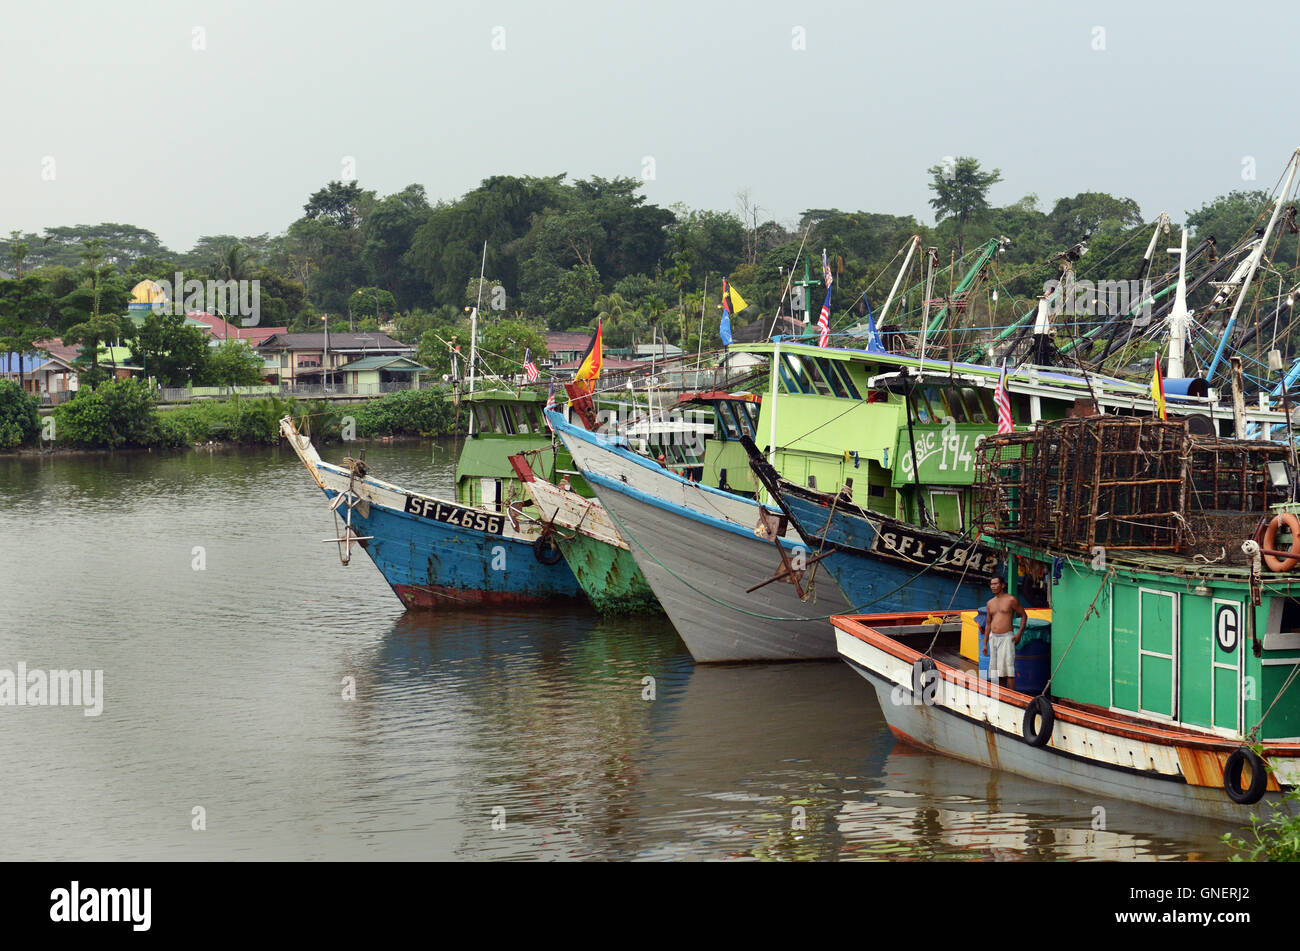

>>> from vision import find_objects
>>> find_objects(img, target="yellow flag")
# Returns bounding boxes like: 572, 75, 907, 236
727, 282, 748, 313
1151, 363, 1166, 420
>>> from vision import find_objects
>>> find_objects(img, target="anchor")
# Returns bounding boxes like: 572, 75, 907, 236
746, 509, 833, 598
323, 488, 374, 565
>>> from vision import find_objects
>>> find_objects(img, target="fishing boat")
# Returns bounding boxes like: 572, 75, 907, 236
833, 414, 1300, 820
548, 407, 855, 661
280, 397, 584, 608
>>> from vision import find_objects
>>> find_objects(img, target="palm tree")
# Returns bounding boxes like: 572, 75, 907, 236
593, 292, 642, 350
216, 242, 256, 282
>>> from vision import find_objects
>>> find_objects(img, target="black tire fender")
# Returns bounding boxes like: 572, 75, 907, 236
1223, 747, 1268, 805
1022, 695, 1054, 747
533, 533, 564, 566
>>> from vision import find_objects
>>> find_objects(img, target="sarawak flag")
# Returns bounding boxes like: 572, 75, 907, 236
1151, 361, 1166, 420
573, 321, 603, 391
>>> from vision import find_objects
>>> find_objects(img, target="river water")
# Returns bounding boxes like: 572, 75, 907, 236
0, 440, 1238, 860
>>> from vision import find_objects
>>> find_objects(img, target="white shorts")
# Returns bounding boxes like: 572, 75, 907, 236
987, 632, 1016, 680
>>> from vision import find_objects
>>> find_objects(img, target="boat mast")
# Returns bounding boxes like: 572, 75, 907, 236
1207, 148, 1300, 381
918, 247, 938, 363
1166, 225, 1191, 379
767, 338, 780, 472
877, 236, 919, 326
467, 241, 487, 436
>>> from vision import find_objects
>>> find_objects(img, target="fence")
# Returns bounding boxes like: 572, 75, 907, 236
157, 380, 429, 403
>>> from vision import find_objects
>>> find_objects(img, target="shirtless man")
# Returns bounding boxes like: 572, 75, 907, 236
982, 576, 1028, 688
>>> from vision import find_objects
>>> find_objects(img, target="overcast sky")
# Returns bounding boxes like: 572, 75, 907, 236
3, 0, 1297, 252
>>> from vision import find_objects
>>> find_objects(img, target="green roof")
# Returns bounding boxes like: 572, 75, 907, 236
337, 355, 426, 372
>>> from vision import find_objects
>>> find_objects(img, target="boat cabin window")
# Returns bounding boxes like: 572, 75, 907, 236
507, 404, 534, 434
472, 404, 497, 433
812, 357, 850, 398
799, 356, 835, 396
737, 400, 759, 433
934, 389, 965, 423
716, 401, 742, 440
825, 360, 863, 400
777, 354, 814, 394
910, 388, 940, 424
727, 400, 757, 438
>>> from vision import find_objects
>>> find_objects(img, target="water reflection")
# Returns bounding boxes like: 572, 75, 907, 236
0, 441, 1247, 860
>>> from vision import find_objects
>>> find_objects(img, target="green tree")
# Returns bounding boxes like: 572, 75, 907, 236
54, 377, 161, 447
59, 240, 129, 380
348, 287, 397, 322
129, 311, 211, 386
1048, 192, 1143, 244
592, 291, 640, 349
1186, 190, 1272, 249
0, 276, 55, 391
0, 379, 39, 448
478, 318, 548, 381
927, 157, 1004, 256
200, 340, 266, 387
361, 184, 433, 309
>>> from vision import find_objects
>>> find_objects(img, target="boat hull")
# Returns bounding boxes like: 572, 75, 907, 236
589, 469, 853, 660
518, 471, 659, 614
557, 531, 659, 614
834, 614, 1297, 822
780, 489, 992, 613
327, 484, 584, 609
281, 418, 582, 608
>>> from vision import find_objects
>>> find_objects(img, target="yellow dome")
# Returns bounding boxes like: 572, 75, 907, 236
130, 280, 168, 304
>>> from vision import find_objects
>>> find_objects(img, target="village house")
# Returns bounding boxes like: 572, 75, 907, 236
255, 332, 416, 387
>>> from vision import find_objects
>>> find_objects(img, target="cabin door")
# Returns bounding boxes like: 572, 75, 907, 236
1138, 588, 1178, 719
481, 477, 500, 511
1210, 599, 1244, 733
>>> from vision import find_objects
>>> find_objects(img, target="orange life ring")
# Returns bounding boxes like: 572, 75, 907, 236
1263, 513, 1300, 571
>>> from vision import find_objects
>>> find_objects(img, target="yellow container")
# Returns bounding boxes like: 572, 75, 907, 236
959, 608, 1052, 661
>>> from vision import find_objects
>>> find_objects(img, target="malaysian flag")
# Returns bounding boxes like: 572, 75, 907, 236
544, 381, 556, 431
995, 362, 1014, 434
817, 285, 832, 348
822, 248, 833, 286
523, 348, 539, 383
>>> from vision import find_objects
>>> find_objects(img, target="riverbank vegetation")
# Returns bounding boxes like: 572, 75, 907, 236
3, 161, 1285, 390
0, 379, 463, 451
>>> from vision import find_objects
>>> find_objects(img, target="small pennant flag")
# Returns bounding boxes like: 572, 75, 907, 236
1151, 361, 1166, 420
995, 362, 1014, 434
720, 279, 734, 347
822, 248, 833, 287
523, 348, 539, 383
817, 285, 832, 348
864, 296, 885, 353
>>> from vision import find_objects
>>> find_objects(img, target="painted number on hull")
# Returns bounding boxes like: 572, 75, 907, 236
875, 528, 999, 575
404, 496, 505, 535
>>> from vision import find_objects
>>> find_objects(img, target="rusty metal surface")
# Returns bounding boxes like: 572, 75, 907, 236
973, 416, 1287, 557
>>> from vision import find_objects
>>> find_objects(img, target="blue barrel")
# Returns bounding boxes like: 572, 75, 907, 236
976, 607, 990, 680
1015, 619, 1052, 695
979, 613, 1051, 690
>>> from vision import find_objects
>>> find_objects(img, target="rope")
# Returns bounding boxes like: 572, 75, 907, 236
1248, 656, 1300, 744
1042, 565, 1114, 695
